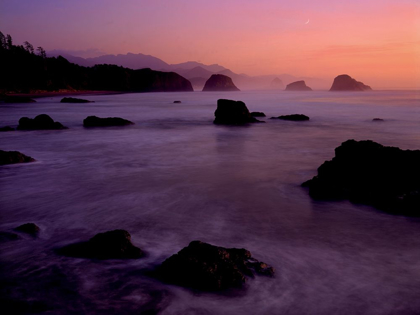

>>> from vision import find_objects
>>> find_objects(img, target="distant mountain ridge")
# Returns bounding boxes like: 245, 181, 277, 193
48, 51, 330, 90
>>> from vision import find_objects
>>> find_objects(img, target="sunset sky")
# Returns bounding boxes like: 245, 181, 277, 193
1, 0, 419, 89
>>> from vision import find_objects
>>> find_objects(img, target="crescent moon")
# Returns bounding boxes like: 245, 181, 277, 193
305, 19, 310, 24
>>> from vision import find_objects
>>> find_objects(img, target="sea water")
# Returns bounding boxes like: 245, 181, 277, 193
1, 90, 420, 314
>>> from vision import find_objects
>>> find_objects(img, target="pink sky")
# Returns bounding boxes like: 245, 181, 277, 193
1, 0, 419, 89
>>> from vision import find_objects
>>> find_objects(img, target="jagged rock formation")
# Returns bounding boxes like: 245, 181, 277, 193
330, 75, 372, 91
17, 114, 67, 130
83, 116, 134, 127
285, 80, 312, 91
0, 150, 35, 165
213, 99, 262, 124
302, 140, 420, 216
57, 230, 143, 259
156, 240, 274, 291
202, 74, 240, 92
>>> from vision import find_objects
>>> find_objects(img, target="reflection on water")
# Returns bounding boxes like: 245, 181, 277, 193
1, 90, 420, 314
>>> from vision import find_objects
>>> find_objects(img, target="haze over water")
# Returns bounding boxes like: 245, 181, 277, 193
1, 90, 420, 314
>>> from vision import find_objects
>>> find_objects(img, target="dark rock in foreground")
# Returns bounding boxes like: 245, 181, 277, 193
173, 101, 182, 104
14, 223, 40, 236
58, 229, 143, 259
0, 150, 35, 165
60, 97, 94, 103
0, 95, 36, 103
214, 99, 262, 125
285, 80, 312, 91
330, 74, 372, 91
157, 241, 274, 291
203, 74, 240, 92
250, 112, 266, 117
83, 116, 134, 127
372, 118, 384, 122
271, 114, 310, 121
302, 140, 420, 216
17, 114, 67, 130
0, 126, 14, 132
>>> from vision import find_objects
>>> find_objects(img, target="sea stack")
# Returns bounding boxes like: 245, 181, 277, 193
214, 99, 262, 124
270, 77, 284, 89
330, 75, 372, 91
202, 74, 240, 92
285, 81, 312, 91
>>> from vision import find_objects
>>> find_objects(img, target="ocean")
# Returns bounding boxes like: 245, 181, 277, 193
1, 90, 420, 314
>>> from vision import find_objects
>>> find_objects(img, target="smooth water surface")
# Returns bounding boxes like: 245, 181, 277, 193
1, 90, 420, 314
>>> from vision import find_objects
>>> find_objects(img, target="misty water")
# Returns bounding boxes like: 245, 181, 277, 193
1, 90, 420, 315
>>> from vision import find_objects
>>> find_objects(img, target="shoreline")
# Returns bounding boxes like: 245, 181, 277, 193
6, 90, 125, 99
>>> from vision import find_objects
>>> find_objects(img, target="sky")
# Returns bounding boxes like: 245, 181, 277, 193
1, 0, 420, 89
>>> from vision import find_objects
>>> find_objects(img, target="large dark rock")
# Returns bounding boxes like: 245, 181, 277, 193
157, 241, 274, 291
0, 126, 14, 132
14, 223, 40, 236
271, 114, 310, 121
285, 80, 312, 91
202, 74, 240, 92
83, 116, 134, 127
330, 75, 372, 91
302, 140, 420, 216
250, 112, 266, 117
57, 229, 143, 259
60, 97, 94, 103
17, 114, 67, 130
0, 95, 36, 103
214, 99, 262, 125
0, 150, 35, 165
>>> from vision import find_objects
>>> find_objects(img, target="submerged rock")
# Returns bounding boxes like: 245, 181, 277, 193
14, 223, 40, 236
0, 231, 20, 242
302, 140, 420, 216
173, 101, 182, 104
203, 74, 240, 92
214, 99, 262, 125
0, 126, 14, 132
0, 150, 35, 165
60, 97, 94, 103
157, 240, 274, 291
271, 114, 310, 121
17, 114, 67, 130
285, 80, 312, 91
83, 116, 134, 127
330, 75, 372, 91
372, 118, 384, 122
58, 229, 143, 259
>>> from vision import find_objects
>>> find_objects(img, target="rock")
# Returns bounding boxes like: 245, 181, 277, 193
0, 150, 35, 165
60, 97, 94, 103
270, 77, 284, 89
271, 114, 310, 121
0, 126, 14, 132
14, 223, 40, 236
250, 112, 266, 117
0, 231, 20, 242
17, 114, 67, 130
302, 140, 420, 216
214, 99, 263, 125
157, 241, 274, 291
57, 229, 143, 259
372, 118, 384, 122
202, 74, 240, 92
0, 95, 36, 103
173, 101, 182, 104
285, 80, 312, 91
330, 75, 372, 91
83, 116, 134, 127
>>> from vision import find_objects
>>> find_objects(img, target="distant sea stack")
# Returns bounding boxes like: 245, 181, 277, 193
270, 77, 284, 89
330, 75, 372, 91
202, 74, 240, 92
285, 81, 312, 91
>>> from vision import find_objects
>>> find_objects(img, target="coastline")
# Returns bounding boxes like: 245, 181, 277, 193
6, 90, 125, 99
